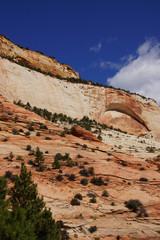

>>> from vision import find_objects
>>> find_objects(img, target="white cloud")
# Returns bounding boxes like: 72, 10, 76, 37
100, 61, 122, 70
107, 39, 160, 104
90, 42, 102, 53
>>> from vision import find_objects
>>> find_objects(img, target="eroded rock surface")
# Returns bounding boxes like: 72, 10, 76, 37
0, 96, 160, 239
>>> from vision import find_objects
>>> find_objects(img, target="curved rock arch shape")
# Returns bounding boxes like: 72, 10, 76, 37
105, 103, 150, 131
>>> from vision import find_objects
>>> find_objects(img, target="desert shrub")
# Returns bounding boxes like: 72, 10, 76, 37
28, 160, 34, 165
26, 145, 31, 151
124, 199, 143, 212
139, 167, 145, 171
68, 174, 76, 181
77, 154, 83, 158
25, 131, 30, 137
146, 146, 155, 153
79, 165, 84, 169
74, 193, 83, 200
56, 174, 63, 181
54, 153, 62, 161
121, 161, 128, 167
90, 196, 96, 203
82, 144, 87, 149
90, 177, 104, 186
2, 138, 8, 142
28, 126, 34, 131
97, 134, 102, 141
5, 170, 13, 179
83, 161, 89, 165
12, 129, 19, 135
139, 177, 148, 182
137, 207, 148, 217
19, 129, 24, 132
16, 156, 24, 161
102, 190, 109, 197
80, 178, 88, 186
88, 226, 97, 233
66, 158, 74, 167
70, 198, 80, 206
79, 169, 89, 177
88, 167, 94, 175
9, 152, 14, 161
36, 132, 41, 136
45, 137, 52, 140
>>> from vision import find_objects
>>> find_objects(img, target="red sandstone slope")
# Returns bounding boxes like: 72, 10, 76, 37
0, 96, 160, 240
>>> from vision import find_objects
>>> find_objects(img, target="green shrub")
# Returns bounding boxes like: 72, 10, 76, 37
90, 177, 104, 186
80, 178, 88, 186
70, 198, 80, 206
124, 199, 143, 212
74, 193, 83, 200
90, 196, 96, 203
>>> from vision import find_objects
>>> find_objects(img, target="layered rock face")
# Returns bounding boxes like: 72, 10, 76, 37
0, 37, 160, 140
0, 35, 79, 79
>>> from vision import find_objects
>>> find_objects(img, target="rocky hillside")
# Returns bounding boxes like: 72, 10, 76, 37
0, 96, 160, 240
0, 39, 160, 140
0, 35, 79, 79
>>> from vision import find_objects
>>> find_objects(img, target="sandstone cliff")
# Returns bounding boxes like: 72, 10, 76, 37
0, 35, 79, 79
0, 36, 160, 140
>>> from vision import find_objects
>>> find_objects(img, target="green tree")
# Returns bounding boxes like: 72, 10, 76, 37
0, 176, 35, 240
34, 147, 45, 170
52, 158, 61, 169
10, 163, 61, 240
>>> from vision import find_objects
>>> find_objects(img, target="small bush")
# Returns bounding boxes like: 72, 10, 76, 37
5, 170, 13, 179
56, 174, 63, 181
79, 169, 89, 177
90, 196, 96, 203
36, 132, 41, 136
26, 145, 31, 151
74, 193, 83, 200
102, 190, 109, 197
121, 161, 128, 167
124, 199, 143, 212
146, 146, 155, 153
82, 144, 87, 149
70, 198, 80, 206
28, 126, 34, 131
25, 131, 30, 137
90, 177, 104, 186
28, 160, 33, 165
88, 226, 97, 233
80, 178, 88, 186
139, 167, 145, 171
77, 154, 83, 158
139, 177, 148, 182
16, 156, 24, 161
45, 137, 52, 140
88, 167, 94, 175
137, 207, 148, 217
68, 174, 76, 181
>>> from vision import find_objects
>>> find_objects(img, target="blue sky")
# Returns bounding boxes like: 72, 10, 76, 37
1, 0, 160, 103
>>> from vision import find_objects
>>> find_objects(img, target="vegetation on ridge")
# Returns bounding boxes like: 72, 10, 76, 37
0, 33, 151, 99
13, 100, 128, 135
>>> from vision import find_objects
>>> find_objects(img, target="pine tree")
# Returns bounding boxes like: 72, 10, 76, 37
0, 176, 35, 240
10, 163, 61, 240
52, 158, 61, 169
34, 147, 45, 170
